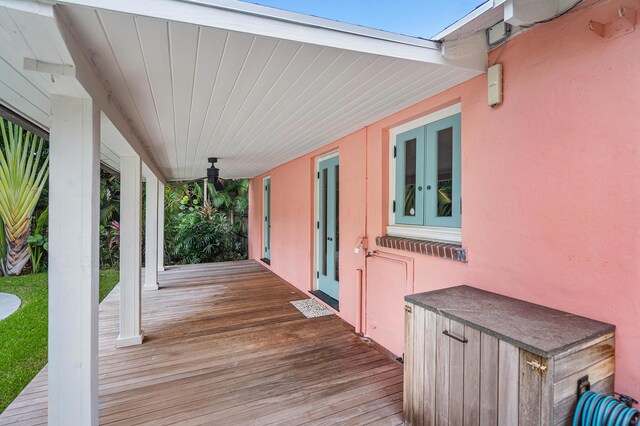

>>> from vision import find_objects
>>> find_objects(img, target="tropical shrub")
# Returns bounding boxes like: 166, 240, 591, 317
95, 176, 248, 267
97, 170, 122, 268
437, 180, 453, 217
0, 118, 49, 275
169, 210, 244, 264
26, 208, 48, 273
100, 170, 120, 225
163, 179, 248, 265
100, 220, 120, 268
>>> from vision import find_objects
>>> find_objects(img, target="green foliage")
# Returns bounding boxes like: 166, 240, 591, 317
0, 218, 6, 262
0, 269, 119, 414
404, 183, 415, 216
26, 208, 48, 273
98, 169, 123, 268
437, 180, 453, 217
0, 118, 49, 275
100, 221, 120, 268
404, 181, 453, 217
96, 171, 249, 268
164, 178, 248, 265
100, 170, 120, 226
169, 210, 244, 264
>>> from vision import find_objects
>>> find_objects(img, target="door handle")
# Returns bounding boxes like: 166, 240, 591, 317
443, 330, 468, 343
327, 237, 333, 241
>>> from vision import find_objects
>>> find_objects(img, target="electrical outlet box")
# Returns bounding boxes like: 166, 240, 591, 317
488, 63, 503, 107
486, 21, 511, 47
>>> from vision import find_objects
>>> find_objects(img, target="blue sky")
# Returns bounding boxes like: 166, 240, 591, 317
240, 0, 483, 39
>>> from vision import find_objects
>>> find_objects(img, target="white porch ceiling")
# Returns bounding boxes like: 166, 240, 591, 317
59, 4, 482, 179
0, 3, 157, 178
0, 3, 82, 126
0, 0, 486, 181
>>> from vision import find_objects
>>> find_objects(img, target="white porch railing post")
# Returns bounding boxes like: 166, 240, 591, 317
48, 95, 100, 426
157, 181, 165, 272
144, 173, 159, 290
117, 155, 144, 347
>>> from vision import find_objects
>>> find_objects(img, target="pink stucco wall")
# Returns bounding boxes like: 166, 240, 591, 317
249, 0, 640, 395
249, 131, 368, 328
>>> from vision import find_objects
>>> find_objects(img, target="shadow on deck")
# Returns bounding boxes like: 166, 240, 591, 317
0, 260, 403, 425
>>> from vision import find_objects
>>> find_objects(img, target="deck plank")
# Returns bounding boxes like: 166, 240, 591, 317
0, 260, 403, 425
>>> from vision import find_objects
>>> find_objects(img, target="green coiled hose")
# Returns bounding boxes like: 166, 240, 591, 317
573, 391, 639, 426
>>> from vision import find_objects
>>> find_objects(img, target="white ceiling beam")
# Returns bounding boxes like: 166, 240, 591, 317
23, 58, 75, 77
56, 0, 486, 71
52, 6, 166, 184
505, 0, 575, 26
504, 0, 560, 26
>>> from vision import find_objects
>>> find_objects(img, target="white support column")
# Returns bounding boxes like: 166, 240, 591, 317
157, 181, 165, 272
48, 95, 100, 426
144, 173, 159, 291
117, 155, 144, 347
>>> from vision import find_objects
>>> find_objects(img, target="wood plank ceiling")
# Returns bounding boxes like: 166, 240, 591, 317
60, 5, 481, 180
0, 5, 75, 129
0, 5, 132, 173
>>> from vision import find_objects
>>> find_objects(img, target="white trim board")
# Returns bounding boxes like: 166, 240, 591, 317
313, 150, 338, 292
56, 0, 485, 70
262, 175, 271, 260
433, 0, 500, 40
386, 225, 462, 244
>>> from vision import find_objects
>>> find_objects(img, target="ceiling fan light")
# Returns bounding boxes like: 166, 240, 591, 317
207, 157, 219, 184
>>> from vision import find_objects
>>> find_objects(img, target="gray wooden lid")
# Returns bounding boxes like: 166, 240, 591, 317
405, 285, 615, 358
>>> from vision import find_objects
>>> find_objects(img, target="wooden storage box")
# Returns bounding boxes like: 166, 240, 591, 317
403, 285, 615, 426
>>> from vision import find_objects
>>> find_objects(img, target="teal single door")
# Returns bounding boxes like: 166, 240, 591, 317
263, 177, 271, 261
317, 156, 339, 301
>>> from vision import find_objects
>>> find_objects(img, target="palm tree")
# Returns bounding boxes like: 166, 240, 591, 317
0, 118, 49, 275
100, 169, 120, 226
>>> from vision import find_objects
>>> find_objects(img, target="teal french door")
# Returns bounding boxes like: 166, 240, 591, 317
317, 156, 339, 300
395, 127, 425, 225
395, 113, 461, 228
263, 177, 271, 261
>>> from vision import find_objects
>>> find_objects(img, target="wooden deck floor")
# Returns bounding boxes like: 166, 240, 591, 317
0, 261, 404, 425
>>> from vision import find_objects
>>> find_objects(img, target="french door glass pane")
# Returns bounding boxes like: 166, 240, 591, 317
322, 169, 328, 276
404, 138, 417, 216
437, 127, 453, 217
334, 165, 339, 281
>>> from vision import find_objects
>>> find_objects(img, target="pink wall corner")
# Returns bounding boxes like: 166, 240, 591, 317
364, 0, 640, 394
335, 130, 368, 326
249, 0, 640, 395
273, 157, 314, 290
248, 129, 368, 326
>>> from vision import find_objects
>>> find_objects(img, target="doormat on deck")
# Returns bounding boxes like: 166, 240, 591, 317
290, 299, 334, 318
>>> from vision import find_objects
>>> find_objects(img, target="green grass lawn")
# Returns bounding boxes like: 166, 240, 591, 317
0, 270, 119, 414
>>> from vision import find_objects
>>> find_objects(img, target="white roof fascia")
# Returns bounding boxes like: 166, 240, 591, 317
433, 0, 504, 41
0, 0, 55, 17
55, 0, 486, 71
182, 0, 440, 48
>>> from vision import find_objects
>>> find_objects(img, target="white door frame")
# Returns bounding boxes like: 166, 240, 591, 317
313, 151, 339, 291
262, 176, 271, 260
